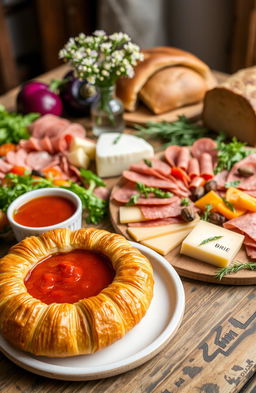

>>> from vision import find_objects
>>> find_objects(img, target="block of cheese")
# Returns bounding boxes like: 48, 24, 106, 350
203, 66, 256, 145
67, 148, 90, 169
127, 216, 199, 241
141, 229, 192, 256
180, 221, 244, 268
70, 137, 96, 159
119, 206, 146, 224
96, 133, 154, 177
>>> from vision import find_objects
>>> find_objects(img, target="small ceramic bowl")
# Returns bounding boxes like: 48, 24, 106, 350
7, 188, 82, 242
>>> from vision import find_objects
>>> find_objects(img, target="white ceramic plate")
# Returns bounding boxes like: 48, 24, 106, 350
0, 242, 185, 381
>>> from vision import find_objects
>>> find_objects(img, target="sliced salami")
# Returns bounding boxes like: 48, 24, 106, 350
112, 184, 176, 205
177, 147, 190, 171
189, 176, 205, 189
130, 158, 171, 177
191, 138, 217, 159
245, 245, 256, 259
226, 154, 256, 191
165, 145, 182, 167
200, 152, 214, 180
140, 198, 181, 219
123, 170, 180, 193
213, 170, 229, 190
128, 217, 183, 227
223, 212, 256, 241
188, 158, 200, 179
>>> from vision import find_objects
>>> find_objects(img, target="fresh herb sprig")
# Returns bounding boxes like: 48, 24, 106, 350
199, 235, 223, 246
135, 116, 209, 148
144, 159, 152, 167
214, 137, 251, 174
112, 134, 122, 144
0, 105, 39, 145
225, 180, 241, 188
126, 182, 172, 206
181, 198, 190, 206
201, 204, 213, 221
216, 262, 256, 280
222, 197, 235, 212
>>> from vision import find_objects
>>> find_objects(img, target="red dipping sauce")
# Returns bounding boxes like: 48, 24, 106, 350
13, 195, 76, 227
25, 250, 115, 304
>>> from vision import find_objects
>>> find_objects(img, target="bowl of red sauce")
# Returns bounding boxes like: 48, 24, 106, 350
7, 188, 82, 241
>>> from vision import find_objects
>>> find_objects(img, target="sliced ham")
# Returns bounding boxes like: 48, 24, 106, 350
165, 145, 181, 167
191, 138, 217, 159
94, 187, 110, 201
128, 217, 183, 227
200, 152, 214, 180
223, 213, 256, 241
140, 197, 181, 219
188, 158, 200, 179
0, 158, 12, 173
26, 151, 53, 170
226, 154, 256, 191
177, 147, 190, 171
123, 170, 180, 193
29, 114, 70, 138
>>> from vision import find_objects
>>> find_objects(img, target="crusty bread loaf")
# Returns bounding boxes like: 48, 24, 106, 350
203, 67, 256, 145
116, 46, 216, 113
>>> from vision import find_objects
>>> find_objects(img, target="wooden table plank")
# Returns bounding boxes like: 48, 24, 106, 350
0, 67, 255, 393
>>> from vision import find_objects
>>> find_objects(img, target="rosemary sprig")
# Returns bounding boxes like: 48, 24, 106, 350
222, 197, 235, 212
181, 198, 190, 206
224, 180, 241, 188
144, 159, 152, 167
201, 204, 213, 221
199, 235, 223, 246
112, 134, 122, 144
216, 262, 256, 280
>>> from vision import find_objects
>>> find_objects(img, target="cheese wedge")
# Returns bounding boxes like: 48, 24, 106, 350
119, 206, 146, 224
67, 148, 90, 169
127, 216, 199, 241
180, 220, 244, 267
96, 133, 154, 177
141, 229, 191, 256
70, 137, 96, 159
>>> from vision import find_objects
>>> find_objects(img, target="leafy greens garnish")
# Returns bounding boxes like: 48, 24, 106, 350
144, 159, 152, 167
126, 182, 172, 206
199, 236, 223, 246
221, 197, 235, 212
214, 137, 251, 174
216, 262, 256, 280
201, 204, 213, 221
224, 180, 241, 188
181, 198, 190, 206
135, 115, 209, 148
0, 105, 39, 145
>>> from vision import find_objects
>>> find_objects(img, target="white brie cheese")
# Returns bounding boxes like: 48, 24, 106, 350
96, 133, 154, 177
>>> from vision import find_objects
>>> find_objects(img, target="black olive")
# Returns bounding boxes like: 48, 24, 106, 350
205, 180, 217, 193
191, 186, 205, 201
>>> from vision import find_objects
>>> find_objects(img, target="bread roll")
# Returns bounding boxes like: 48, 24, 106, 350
116, 46, 216, 113
203, 67, 256, 145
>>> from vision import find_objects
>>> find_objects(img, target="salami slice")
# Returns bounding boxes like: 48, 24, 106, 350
128, 217, 183, 227
112, 183, 176, 205
189, 176, 205, 189
123, 170, 180, 192
188, 158, 200, 179
191, 138, 217, 159
177, 147, 190, 171
223, 212, 256, 241
165, 145, 182, 167
200, 152, 214, 180
213, 170, 229, 190
226, 154, 256, 191
129, 160, 171, 180
141, 198, 182, 219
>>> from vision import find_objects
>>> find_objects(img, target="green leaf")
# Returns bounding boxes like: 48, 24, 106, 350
224, 180, 241, 188
126, 193, 140, 206
112, 134, 122, 144
80, 169, 106, 188
181, 198, 190, 206
144, 159, 152, 167
221, 197, 235, 212
214, 137, 251, 174
201, 204, 213, 221
199, 235, 223, 246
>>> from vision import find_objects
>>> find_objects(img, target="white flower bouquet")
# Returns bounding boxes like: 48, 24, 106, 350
59, 31, 143, 87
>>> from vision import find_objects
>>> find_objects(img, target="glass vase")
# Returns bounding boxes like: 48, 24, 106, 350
91, 84, 125, 136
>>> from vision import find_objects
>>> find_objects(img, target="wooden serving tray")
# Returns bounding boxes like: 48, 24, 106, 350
110, 177, 256, 286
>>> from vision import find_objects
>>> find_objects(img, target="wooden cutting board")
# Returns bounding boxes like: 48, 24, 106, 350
109, 177, 256, 286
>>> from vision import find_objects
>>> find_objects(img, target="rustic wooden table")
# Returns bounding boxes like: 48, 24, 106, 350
0, 67, 255, 393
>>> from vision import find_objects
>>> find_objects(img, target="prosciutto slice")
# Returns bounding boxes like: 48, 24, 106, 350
226, 154, 256, 191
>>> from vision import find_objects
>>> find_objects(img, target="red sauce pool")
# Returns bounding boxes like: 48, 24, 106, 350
24, 250, 115, 304
13, 195, 76, 227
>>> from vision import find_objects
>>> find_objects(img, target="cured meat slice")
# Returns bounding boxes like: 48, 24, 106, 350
213, 170, 229, 190
123, 170, 180, 192
189, 176, 205, 189
112, 183, 177, 205
245, 245, 256, 259
177, 147, 190, 171
191, 138, 217, 159
130, 158, 170, 177
165, 145, 182, 167
128, 217, 183, 227
26, 151, 53, 170
29, 114, 69, 138
244, 235, 256, 247
223, 212, 256, 241
226, 154, 256, 191
188, 158, 200, 179
94, 187, 110, 201
140, 198, 181, 219
63, 123, 86, 139
200, 152, 214, 180
0, 158, 12, 172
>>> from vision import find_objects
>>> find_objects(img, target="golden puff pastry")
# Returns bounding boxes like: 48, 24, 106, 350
0, 228, 154, 357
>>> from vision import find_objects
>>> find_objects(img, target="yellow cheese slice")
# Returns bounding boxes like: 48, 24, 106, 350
127, 216, 199, 241
141, 229, 191, 256
119, 206, 148, 224
180, 221, 244, 267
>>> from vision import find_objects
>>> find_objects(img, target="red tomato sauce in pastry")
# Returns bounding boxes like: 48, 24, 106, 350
25, 250, 115, 304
